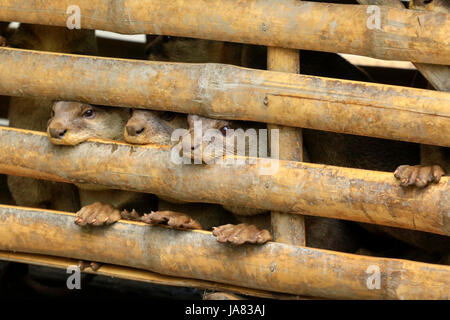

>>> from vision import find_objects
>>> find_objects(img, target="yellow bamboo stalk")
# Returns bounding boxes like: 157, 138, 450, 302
0, 127, 448, 236
0, 250, 304, 299
358, 0, 450, 92
0, 205, 448, 299
0, 0, 448, 64
0, 48, 449, 147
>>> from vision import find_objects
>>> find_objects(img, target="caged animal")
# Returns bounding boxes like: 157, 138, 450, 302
47, 101, 157, 226
7, 24, 97, 212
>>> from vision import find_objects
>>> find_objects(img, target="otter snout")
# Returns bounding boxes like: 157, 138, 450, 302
49, 127, 67, 139
125, 123, 145, 136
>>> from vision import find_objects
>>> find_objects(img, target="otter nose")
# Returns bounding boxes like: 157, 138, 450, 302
126, 125, 145, 136
49, 128, 67, 139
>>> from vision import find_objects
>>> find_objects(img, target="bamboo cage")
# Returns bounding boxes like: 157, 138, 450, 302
0, 0, 449, 300
0, 250, 304, 300
0, 127, 448, 236
0, 205, 448, 300
0, 48, 449, 146
0, 0, 448, 64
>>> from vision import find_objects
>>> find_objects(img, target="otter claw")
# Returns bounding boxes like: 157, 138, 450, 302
78, 260, 102, 271
121, 209, 141, 221
141, 210, 202, 230
212, 223, 272, 245
394, 164, 445, 188
75, 202, 121, 227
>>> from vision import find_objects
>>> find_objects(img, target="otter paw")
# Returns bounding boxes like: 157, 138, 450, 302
394, 165, 445, 188
0, 36, 7, 47
141, 211, 202, 230
121, 209, 141, 221
74, 202, 121, 226
78, 260, 102, 271
212, 223, 272, 245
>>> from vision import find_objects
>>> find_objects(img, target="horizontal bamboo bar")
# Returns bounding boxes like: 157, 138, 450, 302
0, 127, 448, 236
0, 48, 449, 147
0, 250, 303, 299
0, 205, 448, 299
357, 0, 450, 92
0, 0, 449, 64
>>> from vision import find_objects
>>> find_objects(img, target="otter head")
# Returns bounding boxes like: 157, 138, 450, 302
124, 109, 188, 145
178, 114, 242, 164
47, 101, 129, 145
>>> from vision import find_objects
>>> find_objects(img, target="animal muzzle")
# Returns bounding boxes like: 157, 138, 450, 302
48, 127, 67, 139
125, 123, 145, 136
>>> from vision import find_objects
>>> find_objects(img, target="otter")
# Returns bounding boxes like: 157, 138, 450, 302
47, 101, 159, 271
124, 110, 364, 252
7, 25, 97, 212
176, 114, 369, 251
124, 109, 236, 231
47, 101, 157, 226
179, 114, 450, 262
120, 36, 375, 249
130, 35, 446, 256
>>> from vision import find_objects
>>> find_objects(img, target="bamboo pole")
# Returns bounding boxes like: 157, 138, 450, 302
358, 0, 450, 91
0, 0, 449, 64
0, 205, 448, 299
0, 250, 304, 299
0, 48, 449, 147
0, 127, 448, 236
267, 47, 305, 246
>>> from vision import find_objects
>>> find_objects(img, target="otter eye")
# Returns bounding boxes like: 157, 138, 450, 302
161, 112, 175, 121
83, 109, 95, 119
220, 125, 230, 136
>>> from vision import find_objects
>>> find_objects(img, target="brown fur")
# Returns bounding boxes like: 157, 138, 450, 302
47, 101, 156, 215
124, 109, 236, 229
179, 114, 366, 252
7, 25, 97, 212
122, 35, 265, 231
132, 35, 370, 249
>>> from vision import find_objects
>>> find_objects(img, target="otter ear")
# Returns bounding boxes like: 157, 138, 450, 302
50, 100, 58, 109
50, 100, 66, 112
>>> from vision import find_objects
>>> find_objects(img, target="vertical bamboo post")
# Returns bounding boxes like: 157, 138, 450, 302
267, 47, 306, 246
